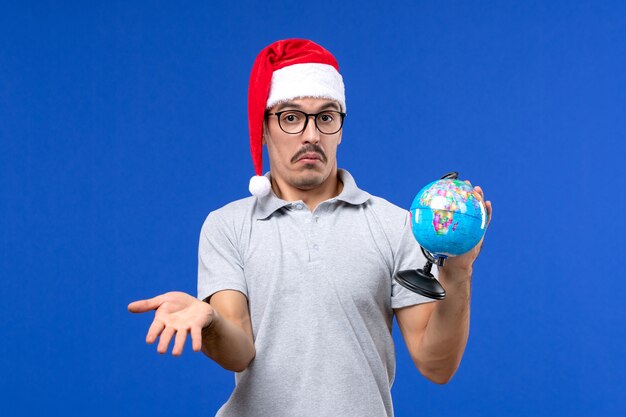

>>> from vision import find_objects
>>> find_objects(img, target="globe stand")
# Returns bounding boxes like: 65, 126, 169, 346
395, 248, 447, 300
394, 171, 460, 300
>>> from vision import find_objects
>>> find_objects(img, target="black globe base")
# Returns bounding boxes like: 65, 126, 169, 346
395, 268, 446, 300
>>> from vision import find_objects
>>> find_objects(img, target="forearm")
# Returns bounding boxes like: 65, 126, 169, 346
201, 308, 256, 372
415, 266, 472, 383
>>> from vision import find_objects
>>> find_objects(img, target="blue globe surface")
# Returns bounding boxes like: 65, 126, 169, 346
410, 179, 488, 257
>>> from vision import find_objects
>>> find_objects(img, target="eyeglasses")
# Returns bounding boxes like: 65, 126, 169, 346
266, 110, 346, 135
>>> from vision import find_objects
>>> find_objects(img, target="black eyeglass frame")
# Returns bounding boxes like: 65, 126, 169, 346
266, 110, 347, 135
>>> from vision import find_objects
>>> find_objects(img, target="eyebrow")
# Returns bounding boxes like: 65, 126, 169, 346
273, 101, 341, 112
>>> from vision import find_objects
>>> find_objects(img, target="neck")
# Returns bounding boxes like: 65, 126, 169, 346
271, 168, 343, 212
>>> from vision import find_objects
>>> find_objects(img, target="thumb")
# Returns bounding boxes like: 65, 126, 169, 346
128, 294, 165, 313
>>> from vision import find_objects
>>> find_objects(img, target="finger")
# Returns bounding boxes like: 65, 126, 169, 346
474, 185, 484, 200
191, 326, 203, 352
128, 294, 166, 313
464, 179, 472, 186
146, 320, 165, 344
485, 201, 493, 226
172, 328, 188, 356
157, 327, 176, 354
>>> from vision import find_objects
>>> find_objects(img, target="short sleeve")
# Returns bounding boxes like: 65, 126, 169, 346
390, 211, 438, 309
197, 211, 248, 302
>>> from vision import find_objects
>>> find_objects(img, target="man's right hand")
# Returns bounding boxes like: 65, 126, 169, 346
128, 291, 214, 356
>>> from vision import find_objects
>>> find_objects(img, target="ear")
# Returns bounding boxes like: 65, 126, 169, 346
337, 132, 342, 145
262, 121, 269, 145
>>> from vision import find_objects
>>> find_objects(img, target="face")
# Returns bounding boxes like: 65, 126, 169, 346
264, 97, 343, 191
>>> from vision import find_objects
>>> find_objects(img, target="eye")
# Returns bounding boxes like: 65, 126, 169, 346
318, 112, 335, 123
280, 112, 302, 124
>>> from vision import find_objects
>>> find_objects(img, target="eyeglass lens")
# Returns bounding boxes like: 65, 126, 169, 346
278, 111, 343, 134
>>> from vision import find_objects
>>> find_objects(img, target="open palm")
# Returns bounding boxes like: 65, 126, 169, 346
128, 291, 214, 355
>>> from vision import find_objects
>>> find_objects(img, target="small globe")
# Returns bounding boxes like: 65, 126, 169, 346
410, 179, 488, 257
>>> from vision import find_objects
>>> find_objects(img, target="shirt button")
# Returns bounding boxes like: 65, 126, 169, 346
304, 218, 311, 224
313, 244, 319, 251
314, 217, 319, 223
295, 203, 303, 210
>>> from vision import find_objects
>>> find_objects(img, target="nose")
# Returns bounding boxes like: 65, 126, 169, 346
301, 115, 321, 143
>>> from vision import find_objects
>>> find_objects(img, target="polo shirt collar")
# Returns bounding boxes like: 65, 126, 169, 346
254, 169, 371, 220
335, 169, 371, 205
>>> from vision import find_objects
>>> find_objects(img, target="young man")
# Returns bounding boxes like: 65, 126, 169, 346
129, 39, 492, 417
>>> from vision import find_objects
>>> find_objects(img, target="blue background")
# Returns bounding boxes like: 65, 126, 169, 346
1, 1, 625, 416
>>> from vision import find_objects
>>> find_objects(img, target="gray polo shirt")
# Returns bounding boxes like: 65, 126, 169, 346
198, 169, 435, 417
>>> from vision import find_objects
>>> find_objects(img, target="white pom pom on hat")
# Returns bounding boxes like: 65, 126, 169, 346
249, 175, 271, 197
246, 39, 345, 198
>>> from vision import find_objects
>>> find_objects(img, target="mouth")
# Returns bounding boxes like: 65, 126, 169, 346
291, 145, 328, 165
296, 152, 323, 163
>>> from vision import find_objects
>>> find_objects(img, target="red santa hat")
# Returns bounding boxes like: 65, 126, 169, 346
247, 39, 346, 197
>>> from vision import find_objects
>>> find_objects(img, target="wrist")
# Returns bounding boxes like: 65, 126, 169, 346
201, 300, 220, 333
439, 264, 473, 286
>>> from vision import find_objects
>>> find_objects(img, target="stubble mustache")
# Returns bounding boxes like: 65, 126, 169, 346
291, 144, 328, 164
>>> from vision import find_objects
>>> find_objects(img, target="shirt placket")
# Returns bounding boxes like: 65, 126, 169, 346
288, 202, 314, 262
308, 202, 330, 262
